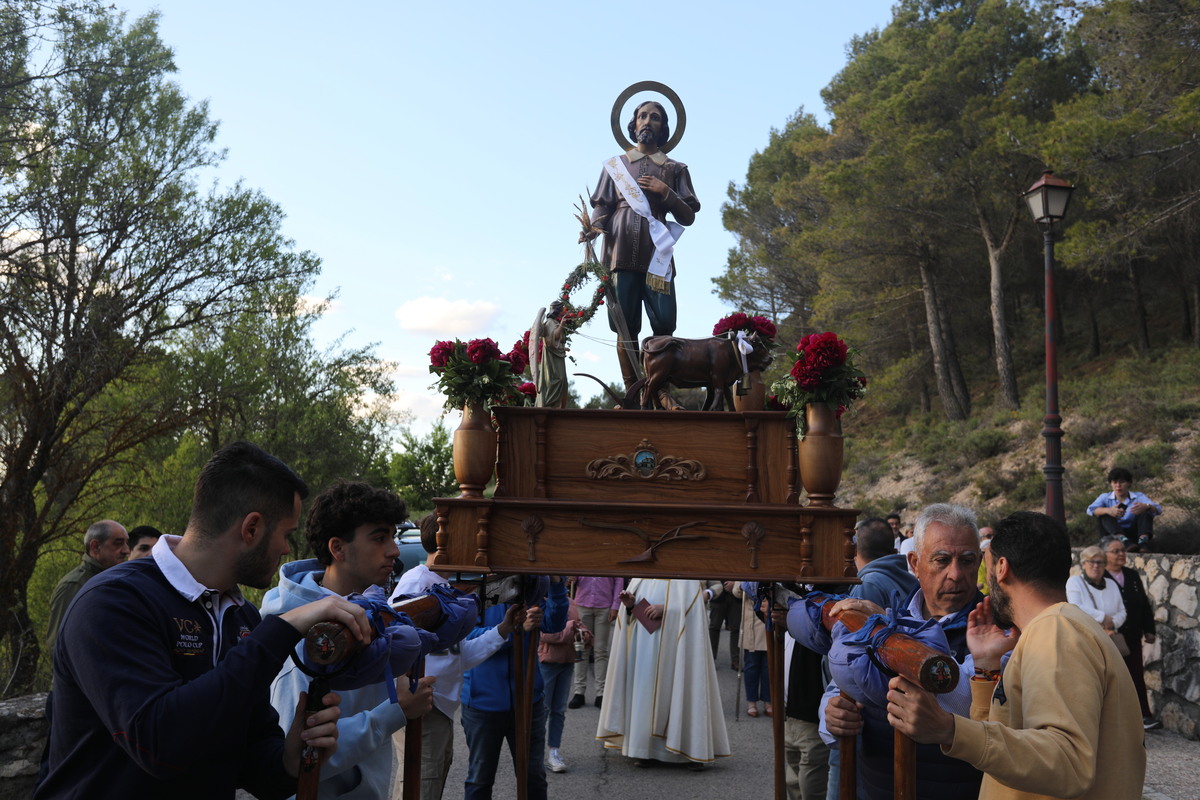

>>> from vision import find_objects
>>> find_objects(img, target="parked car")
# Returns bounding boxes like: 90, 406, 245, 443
393, 521, 424, 580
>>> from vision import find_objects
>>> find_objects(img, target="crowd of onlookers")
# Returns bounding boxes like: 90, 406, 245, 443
36, 449, 1161, 800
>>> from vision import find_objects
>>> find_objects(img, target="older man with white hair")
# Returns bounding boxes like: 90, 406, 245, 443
820, 503, 986, 800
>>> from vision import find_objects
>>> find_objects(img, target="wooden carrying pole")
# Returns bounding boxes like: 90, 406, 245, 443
765, 619, 786, 800
511, 626, 538, 800
808, 598, 960, 800
401, 659, 424, 800
299, 594, 446, 800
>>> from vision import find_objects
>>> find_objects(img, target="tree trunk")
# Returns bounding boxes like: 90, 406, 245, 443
1181, 288, 1192, 344
1080, 279, 1101, 358
918, 258, 969, 421
987, 246, 1020, 409
1127, 256, 1151, 353
0, 509, 42, 697
1193, 278, 1200, 349
940, 298, 972, 418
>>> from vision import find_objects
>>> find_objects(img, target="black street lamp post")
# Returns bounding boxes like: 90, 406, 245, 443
1022, 170, 1075, 528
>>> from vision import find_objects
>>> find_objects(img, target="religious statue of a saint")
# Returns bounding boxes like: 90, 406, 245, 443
582, 91, 700, 390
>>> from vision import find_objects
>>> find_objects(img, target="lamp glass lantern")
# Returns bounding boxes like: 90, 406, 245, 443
1023, 170, 1074, 225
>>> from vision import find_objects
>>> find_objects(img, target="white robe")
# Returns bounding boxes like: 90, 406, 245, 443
596, 578, 731, 763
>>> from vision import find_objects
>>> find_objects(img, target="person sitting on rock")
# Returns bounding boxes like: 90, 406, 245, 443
1086, 467, 1162, 552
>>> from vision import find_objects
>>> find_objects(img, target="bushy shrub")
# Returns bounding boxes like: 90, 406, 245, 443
1114, 442, 1175, 481
963, 428, 1010, 460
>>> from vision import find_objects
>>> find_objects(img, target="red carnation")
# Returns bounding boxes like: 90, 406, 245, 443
507, 349, 528, 374
518, 382, 537, 398
750, 316, 777, 340
713, 312, 751, 337
466, 338, 502, 365
429, 340, 455, 369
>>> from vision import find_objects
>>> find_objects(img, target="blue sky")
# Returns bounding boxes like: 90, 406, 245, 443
117, 1, 899, 437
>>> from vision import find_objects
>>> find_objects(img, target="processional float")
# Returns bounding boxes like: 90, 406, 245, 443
305, 82, 953, 800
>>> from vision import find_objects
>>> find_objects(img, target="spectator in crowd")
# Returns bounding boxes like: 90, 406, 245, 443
1102, 536, 1161, 730
598, 578, 729, 769
1066, 545, 1127, 641
708, 579, 741, 670
853, 517, 918, 610
976, 526, 994, 595
262, 480, 437, 800
36, 441, 368, 799
886, 513, 903, 552
459, 576, 567, 799
391, 516, 520, 800
46, 520, 129, 649
886, 511, 1146, 799
770, 600, 829, 800
732, 581, 771, 717
538, 594, 591, 773
567, 576, 621, 709
815, 504, 984, 800
127, 525, 162, 560
898, 524, 917, 567
1086, 467, 1162, 551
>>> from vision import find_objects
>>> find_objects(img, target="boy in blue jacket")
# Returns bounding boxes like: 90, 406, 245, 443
461, 576, 568, 800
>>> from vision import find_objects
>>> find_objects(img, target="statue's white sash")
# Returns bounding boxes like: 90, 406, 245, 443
603, 155, 684, 285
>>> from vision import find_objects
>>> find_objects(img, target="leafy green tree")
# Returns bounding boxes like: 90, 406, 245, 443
0, 6, 360, 693
819, 0, 1087, 410
1048, 0, 1200, 351
99, 283, 397, 550
718, 111, 828, 343
390, 421, 456, 514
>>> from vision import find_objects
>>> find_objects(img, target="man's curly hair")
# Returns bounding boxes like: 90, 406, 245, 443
306, 480, 408, 566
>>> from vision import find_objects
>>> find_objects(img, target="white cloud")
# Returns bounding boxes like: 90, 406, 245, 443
394, 296, 501, 335
296, 295, 342, 315
392, 362, 429, 379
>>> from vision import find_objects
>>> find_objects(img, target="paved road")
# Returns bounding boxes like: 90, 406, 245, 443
435, 635, 1200, 800
441, 637, 782, 798
241, 635, 1199, 799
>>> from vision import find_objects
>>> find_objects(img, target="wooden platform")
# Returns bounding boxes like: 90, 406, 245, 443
431, 407, 859, 584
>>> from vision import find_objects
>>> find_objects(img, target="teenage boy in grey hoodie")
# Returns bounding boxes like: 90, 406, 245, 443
263, 481, 437, 800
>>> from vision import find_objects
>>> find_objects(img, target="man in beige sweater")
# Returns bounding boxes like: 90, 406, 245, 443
884, 511, 1145, 799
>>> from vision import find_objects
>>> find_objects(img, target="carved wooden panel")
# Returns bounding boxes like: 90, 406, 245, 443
432, 408, 859, 585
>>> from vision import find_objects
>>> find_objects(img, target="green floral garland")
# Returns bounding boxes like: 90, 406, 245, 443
555, 260, 611, 337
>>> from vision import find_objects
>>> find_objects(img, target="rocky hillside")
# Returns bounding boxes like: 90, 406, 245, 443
835, 346, 1200, 553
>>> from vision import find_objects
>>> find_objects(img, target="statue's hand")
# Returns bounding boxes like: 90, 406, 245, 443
636, 175, 669, 198
578, 228, 600, 244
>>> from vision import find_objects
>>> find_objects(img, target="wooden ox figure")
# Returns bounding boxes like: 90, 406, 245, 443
640, 332, 773, 410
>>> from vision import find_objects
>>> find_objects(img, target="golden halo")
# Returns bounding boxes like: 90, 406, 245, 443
610, 81, 686, 154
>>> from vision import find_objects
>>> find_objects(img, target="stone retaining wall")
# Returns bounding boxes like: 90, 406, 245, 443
1133, 552, 1200, 739
0, 692, 47, 800
1070, 551, 1200, 739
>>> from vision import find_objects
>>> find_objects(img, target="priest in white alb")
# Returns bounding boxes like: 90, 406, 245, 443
596, 578, 730, 768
